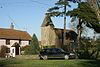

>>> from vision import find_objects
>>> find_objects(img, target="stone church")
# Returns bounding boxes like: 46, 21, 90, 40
41, 15, 78, 51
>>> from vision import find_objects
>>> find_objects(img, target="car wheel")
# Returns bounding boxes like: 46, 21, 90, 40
65, 55, 69, 60
42, 55, 48, 60
39, 56, 43, 60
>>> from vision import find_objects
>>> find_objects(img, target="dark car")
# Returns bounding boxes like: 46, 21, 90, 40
39, 48, 75, 60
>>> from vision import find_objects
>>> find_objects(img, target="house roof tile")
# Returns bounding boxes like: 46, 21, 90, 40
0, 28, 31, 40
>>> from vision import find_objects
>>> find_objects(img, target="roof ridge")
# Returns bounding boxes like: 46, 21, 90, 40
0, 28, 26, 32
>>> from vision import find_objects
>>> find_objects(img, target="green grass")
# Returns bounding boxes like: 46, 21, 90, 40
0, 59, 100, 67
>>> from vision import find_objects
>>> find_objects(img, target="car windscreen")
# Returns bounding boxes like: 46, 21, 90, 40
56, 48, 65, 53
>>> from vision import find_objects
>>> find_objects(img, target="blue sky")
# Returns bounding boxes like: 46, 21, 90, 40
0, 0, 78, 40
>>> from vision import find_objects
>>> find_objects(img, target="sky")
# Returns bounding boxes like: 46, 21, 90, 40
0, 0, 81, 40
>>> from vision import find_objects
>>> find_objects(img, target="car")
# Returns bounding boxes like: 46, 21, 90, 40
39, 48, 75, 60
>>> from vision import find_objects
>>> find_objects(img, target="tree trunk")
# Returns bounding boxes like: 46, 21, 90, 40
77, 18, 82, 49
63, 4, 67, 48
95, 50, 99, 59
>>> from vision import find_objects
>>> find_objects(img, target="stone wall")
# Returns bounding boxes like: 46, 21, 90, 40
41, 25, 57, 47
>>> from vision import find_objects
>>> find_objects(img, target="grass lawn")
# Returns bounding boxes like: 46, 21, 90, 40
0, 59, 100, 67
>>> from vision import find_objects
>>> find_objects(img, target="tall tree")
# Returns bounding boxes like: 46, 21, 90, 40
46, 0, 80, 48
66, 2, 100, 48
30, 34, 40, 54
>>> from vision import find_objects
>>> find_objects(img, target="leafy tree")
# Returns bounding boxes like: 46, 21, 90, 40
66, 2, 100, 48
95, 37, 100, 59
46, 0, 80, 48
24, 34, 40, 55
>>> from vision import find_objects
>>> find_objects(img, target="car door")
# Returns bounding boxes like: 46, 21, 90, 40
55, 48, 65, 58
48, 48, 57, 58
45, 49, 52, 57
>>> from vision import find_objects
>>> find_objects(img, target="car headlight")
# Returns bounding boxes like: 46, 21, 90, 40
70, 53, 75, 55
65, 55, 69, 59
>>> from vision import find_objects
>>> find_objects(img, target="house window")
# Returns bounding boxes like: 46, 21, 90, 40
6, 39, 10, 45
12, 49, 14, 53
29, 40, 31, 44
19, 40, 21, 44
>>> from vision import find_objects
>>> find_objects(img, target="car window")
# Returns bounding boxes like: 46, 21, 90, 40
41, 48, 65, 53
46, 49, 51, 53
59, 48, 65, 52
56, 49, 62, 53
41, 49, 47, 53
42, 49, 46, 52
51, 49, 57, 53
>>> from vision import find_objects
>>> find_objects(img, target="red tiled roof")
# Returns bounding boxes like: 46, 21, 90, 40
0, 28, 31, 40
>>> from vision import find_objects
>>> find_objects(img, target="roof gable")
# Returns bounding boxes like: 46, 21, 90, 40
41, 15, 54, 27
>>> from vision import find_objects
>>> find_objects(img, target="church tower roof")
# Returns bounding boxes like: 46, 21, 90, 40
41, 15, 54, 27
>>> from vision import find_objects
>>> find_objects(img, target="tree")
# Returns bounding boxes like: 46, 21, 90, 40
24, 34, 40, 55
46, 0, 80, 48
66, 2, 100, 48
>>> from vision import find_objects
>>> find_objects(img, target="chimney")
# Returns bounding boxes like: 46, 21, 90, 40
10, 23, 14, 29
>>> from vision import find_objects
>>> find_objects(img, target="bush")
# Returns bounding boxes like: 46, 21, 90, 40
23, 46, 32, 55
0, 45, 8, 58
21, 45, 30, 51
20, 45, 30, 55
23, 34, 40, 55
77, 50, 90, 59
76, 37, 100, 59
77, 50, 99, 59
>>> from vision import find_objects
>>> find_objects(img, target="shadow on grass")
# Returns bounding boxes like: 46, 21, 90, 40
0, 58, 21, 67
78, 59, 100, 67
0, 58, 100, 67
0, 59, 9, 67
0, 60, 5, 67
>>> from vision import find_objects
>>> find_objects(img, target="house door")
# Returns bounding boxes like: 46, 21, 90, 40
12, 42, 20, 55
15, 44, 19, 55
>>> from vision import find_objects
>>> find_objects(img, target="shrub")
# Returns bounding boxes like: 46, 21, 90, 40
20, 45, 29, 51
23, 34, 40, 55
20, 45, 30, 55
0, 45, 8, 58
